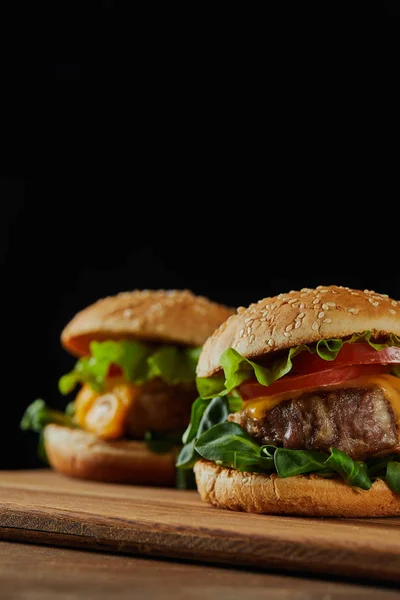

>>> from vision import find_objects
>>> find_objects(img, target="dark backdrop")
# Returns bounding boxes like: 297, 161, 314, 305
1, 2, 400, 469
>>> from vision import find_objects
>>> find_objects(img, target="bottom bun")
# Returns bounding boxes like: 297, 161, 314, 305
44, 424, 177, 486
194, 459, 400, 517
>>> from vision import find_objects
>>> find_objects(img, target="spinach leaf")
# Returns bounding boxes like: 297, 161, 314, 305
325, 448, 371, 490
386, 461, 400, 493
274, 448, 329, 477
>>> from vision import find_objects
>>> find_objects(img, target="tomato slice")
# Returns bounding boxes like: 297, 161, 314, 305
292, 343, 400, 375
239, 364, 391, 400
108, 364, 123, 377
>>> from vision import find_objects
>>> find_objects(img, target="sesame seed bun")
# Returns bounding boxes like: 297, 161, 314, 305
61, 289, 235, 357
44, 424, 178, 486
194, 459, 400, 517
197, 285, 400, 378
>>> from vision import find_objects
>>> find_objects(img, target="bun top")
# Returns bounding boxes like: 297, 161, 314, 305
197, 285, 400, 378
61, 289, 235, 357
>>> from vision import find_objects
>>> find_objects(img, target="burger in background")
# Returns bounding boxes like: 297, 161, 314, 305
177, 285, 400, 515
21, 289, 234, 487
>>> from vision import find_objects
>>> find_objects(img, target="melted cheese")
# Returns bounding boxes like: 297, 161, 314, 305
74, 379, 139, 439
243, 374, 400, 432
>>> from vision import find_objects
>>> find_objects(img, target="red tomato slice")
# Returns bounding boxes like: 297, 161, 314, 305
108, 364, 123, 377
239, 364, 391, 400
292, 343, 400, 375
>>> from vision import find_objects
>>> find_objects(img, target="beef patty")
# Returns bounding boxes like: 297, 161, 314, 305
230, 385, 399, 461
125, 379, 196, 438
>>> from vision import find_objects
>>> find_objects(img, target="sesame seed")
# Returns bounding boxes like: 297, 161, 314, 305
300, 293, 308, 297
247, 326, 252, 335
283, 332, 290, 337
242, 477, 249, 484
249, 334, 255, 343
285, 324, 293, 332
244, 318, 254, 324
372, 301, 380, 307
348, 308, 360, 314
262, 310, 269, 317
298, 312, 305, 319
322, 303, 329, 311
351, 292, 360, 296
313, 298, 320, 304
382, 294, 389, 298
392, 301, 398, 307
268, 338, 275, 347
312, 321, 319, 331
299, 303, 305, 309
295, 321, 302, 329
389, 309, 396, 315
319, 290, 329, 294
326, 302, 336, 307
265, 304, 271, 309
331, 290, 339, 294
323, 318, 332, 323
260, 317, 266, 322
368, 298, 375, 304
288, 298, 298, 304
318, 311, 325, 319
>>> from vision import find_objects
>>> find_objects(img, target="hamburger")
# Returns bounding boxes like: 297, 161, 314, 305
21, 289, 234, 486
177, 285, 400, 516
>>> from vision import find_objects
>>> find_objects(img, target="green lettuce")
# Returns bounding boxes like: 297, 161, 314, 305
20, 399, 76, 433
20, 399, 78, 466
176, 395, 243, 469
59, 340, 201, 395
196, 331, 400, 399
192, 420, 398, 492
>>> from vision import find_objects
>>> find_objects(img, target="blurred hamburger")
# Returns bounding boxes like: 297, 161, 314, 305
177, 285, 400, 515
21, 289, 234, 486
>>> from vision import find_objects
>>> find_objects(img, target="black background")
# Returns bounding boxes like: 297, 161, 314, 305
1, 1, 400, 469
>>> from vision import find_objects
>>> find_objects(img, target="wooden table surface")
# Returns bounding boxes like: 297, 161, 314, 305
3, 470, 400, 584
1, 540, 400, 600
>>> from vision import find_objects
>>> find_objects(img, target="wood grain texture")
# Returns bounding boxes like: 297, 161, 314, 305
1, 541, 400, 600
1, 470, 400, 584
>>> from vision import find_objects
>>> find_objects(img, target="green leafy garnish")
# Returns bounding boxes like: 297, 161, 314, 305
324, 447, 371, 490
386, 462, 400, 493
195, 422, 274, 473
20, 399, 76, 433
273, 447, 329, 477
192, 421, 396, 491
20, 399, 77, 465
176, 395, 242, 469
59, 340, 201, 395
197, 331, 400, 399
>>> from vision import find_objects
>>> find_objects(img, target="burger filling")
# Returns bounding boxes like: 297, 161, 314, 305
230, 381, 399, 461
177, 331, 400, 493
21, 339, 200, 455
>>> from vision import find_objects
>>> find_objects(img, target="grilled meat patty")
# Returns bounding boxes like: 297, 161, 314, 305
230, 385, 399, 461
125, 379, 196, 438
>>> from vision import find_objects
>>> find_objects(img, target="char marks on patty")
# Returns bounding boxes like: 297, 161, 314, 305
230, 384, 399, 461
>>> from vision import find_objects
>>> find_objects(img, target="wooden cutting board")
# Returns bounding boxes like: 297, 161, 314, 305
1, 469, 400, 584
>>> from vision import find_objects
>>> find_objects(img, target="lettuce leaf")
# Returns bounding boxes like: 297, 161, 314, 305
196, 331, 400, 399
176, 395, 243, 469
59, 340, 201, 395
20, 399, 76, 433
